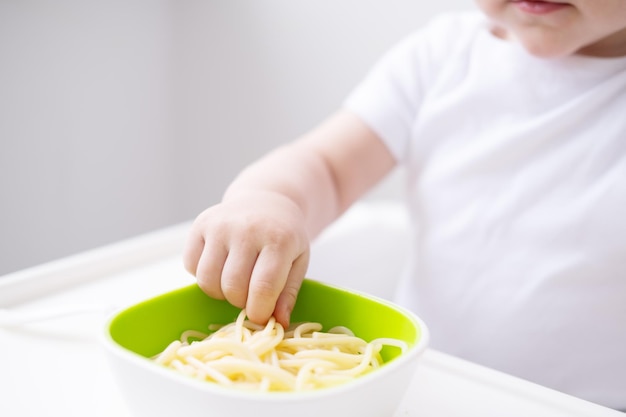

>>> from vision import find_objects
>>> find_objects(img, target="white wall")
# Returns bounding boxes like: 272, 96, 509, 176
0, 0, 473, 275
0, 0, 177, 275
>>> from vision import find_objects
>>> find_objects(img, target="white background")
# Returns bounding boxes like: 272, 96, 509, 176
0, 0, 473, 275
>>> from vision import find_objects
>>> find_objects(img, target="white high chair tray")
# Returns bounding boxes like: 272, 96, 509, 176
0, 222, 620, 417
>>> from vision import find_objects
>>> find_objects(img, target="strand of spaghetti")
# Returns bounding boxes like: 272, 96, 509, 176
208, 357, 296, 391
327, 326, 354, 336
248, 321, 284, 357
278, 358, 338, 369
293, 322, 322, 338
259, 376, 271, 391
154, 340, 182, 365
267, 349, 280, 367
184, 356, 233, 386
295, 359, 338, 390
312, 332, 355, 339
178, 338, 260, 362
244, 316, 276, 346
179, 329, 210, 344
326, 343, 376, 376
371, 337, 408, 353
293, 349, 365, 366
278, 335, 368, 351
171, 358, 195, 375
234, 309, 246, 342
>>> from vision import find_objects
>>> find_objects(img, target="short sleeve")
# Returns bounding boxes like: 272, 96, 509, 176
344, 34, 425, 162
343, 12, 483, 162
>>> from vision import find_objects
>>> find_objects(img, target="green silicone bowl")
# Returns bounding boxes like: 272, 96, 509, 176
103, 279, 429, 417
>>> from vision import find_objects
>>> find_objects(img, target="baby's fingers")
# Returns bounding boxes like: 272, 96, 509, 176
219, 242, 258, 308
274, 251, 309, 328
182, 227, 204, 277
192, 237, 229, 301
245, 247, 303, 325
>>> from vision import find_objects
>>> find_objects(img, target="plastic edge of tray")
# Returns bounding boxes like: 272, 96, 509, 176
421, 350, 624, 417
0, 221, 191, 307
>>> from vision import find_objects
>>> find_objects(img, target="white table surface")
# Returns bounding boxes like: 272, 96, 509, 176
0, 223, 622, 417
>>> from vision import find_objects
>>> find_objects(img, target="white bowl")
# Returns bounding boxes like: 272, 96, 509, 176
102, 280, 429, 417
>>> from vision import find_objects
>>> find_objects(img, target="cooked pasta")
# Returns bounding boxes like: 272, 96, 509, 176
153, 309, 407, 392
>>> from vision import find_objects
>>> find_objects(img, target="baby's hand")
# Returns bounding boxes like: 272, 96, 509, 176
182, 191, 310, 328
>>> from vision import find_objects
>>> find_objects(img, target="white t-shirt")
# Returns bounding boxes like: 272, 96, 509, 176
345, 11, 626, 409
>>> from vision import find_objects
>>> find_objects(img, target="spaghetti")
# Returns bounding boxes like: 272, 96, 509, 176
153, 309, 407, 392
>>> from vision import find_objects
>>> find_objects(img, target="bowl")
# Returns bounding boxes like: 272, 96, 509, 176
102, 278, 429, 417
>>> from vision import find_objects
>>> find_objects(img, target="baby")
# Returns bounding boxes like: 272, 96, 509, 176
183, 0, 626, 410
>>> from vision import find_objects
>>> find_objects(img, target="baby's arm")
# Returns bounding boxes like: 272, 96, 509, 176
182, 109, 396, 327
